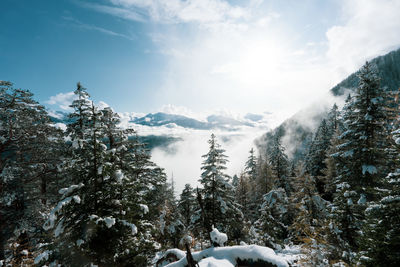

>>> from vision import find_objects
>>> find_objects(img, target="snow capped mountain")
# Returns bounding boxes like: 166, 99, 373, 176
131, 112, 211, 130
130, 112, 267, 130
49, 110, 270, 133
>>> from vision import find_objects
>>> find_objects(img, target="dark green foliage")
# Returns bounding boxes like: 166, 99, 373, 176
268, 135, 290, 195
256, 188, 290, 249
37, 83, 160, 266
179, 184, 196, 228
0, 81, 64, 264
329, 62, 392, 263
195, 134, 244, 244
360, 127, 400, 266
331, 48, 400, 96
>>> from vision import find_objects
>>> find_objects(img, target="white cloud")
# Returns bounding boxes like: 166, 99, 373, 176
62, 16, 135, 40
326, 0, 400, 79
150, 127, 265, 194
106, 0, 249, 27
83, 0, 400, 128
46, 91, 76, 111
89, 3, 145, 22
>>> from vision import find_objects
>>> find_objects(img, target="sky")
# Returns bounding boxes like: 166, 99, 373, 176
2, 0, 400, 193
2, 0, 400, 124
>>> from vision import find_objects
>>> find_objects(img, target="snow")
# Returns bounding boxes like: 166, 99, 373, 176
347, 198, 353, 205
120, 220, 138, 235
104, 217, 116, 228
97, 166, 102, 175
58, 183, 84, 196
157, 248, 186, 263
381, 195, 400, 203
89, 215, 117, 229
76, 239, 85, 246
54, 122, 67, 131
34, 250, 51, 264
342, 150, 354, 157
55, 218, 65, 237
164, 245, 289, 267
198, 257, 233, 267
357, 194, 367, 205
44, 196, 80, 231
140, 204, 149, 214
73, 195, 81, 204
362, 165, 377, 175
395, 137, 400, 145
115, 170, 124, 183
276, 245, 304, 265
217, 196, 228, 214
21, 250, 28, 256
210, 228, 227, 246
72, 139, 79, 149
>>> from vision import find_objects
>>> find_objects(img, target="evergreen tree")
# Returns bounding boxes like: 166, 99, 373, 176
360, 125, 400, 266
256, 188, 290, 249
195, 134, 243, 244
235, 172, 250, 220
305, 119, 331, 177
268, 135, 290, 195
245, 148, 257, 181
321, 129, 341, 202
331, 62, 390, 262
289, 175, 329, 265
179, 184, 196, 229
327, 103, 340, 134
38, 84, 157, 266
0, 81, 64, 264
231, 174, 239, 189
156, 177, 185, 249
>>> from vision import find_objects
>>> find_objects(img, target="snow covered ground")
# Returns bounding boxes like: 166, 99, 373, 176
155, 244, 304, 267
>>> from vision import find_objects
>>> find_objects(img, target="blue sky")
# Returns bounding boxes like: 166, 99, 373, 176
2, 0, 400, 123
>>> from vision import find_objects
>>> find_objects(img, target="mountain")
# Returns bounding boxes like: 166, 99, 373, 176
332, 48, 400, 96
49, 110, 269, 152
131, 112, 256, 130
257, 48, 400, 162
131, 112, 210, 129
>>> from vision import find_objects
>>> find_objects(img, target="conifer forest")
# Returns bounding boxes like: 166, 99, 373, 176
2, 1, 400, 266
2, 57, 400, 267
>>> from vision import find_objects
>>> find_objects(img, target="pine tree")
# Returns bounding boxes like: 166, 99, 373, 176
179, 184, 196, 229
327, 103, 340, 134
322, 129, 341, 202
359, 124, 400, 266
0, 81, 64, 264
289, 175, 329, 265
256, 188, 290, 249
235, 172, 250, 219
38, 84, 157, 266
268, 135, 290, 195
331, 62, 390, 262
195, 134, 243, 244
245, 148, 257, 181
158, 189, 185, 248
305, 119, 331, 177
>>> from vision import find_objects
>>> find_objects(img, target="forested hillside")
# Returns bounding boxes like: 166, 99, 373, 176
258, 48, 400, 164
1, 58, 400, 266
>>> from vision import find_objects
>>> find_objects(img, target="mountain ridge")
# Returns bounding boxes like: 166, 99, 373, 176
257, 48, 400, 162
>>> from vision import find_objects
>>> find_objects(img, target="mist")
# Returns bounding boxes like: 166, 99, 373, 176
150, 127, 267, 195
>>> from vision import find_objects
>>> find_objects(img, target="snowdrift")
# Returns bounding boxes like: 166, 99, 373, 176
157, 245, 289, 267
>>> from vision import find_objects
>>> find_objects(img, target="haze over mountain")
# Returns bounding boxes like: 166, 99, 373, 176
257, 47, 400, 163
